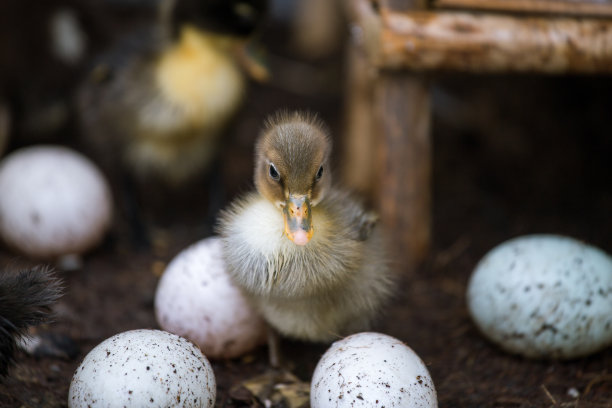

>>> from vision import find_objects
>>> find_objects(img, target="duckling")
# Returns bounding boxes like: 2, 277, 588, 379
0, 266, 62, 377
77, 0, 268, 187
218, 111, 395, 346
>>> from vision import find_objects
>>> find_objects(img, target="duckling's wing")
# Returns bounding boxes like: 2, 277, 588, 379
322, 189, 380, 242
77, 25, 167, 115
76, 26, 165, 160
356, 211, 379, 241
85, 26, 166, 81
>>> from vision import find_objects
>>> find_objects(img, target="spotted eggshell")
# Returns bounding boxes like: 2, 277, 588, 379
0, 145, 112, 258
68, 329, 215, 408
311, 332, 437, 408
468, 234, 612, 359
154, 237, 265, 359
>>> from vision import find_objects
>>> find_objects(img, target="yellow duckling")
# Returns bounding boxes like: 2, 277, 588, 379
218, 111, 395, 345
78, 0, 267, 186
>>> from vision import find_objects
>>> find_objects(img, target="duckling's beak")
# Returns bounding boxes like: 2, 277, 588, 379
283, 195, 313, 246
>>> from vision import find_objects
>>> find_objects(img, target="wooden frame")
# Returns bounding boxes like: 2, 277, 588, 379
342, 0, 612, 267
343, 0, 432, 266
435, 0, 612, 18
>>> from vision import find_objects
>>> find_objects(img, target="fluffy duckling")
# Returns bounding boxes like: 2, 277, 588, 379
219, 111, 395, 344
0, 266, 62, 377
77, 0, 268, 187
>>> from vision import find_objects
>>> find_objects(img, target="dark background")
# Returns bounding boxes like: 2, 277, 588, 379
0, 0, 611, 406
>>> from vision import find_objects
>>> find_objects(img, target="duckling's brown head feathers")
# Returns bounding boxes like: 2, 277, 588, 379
254, 111, 331, 206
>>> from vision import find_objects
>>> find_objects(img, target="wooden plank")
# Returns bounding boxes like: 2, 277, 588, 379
341, 40, 378, 200
434, 0, 612, 18
374, 72, 432, 264
376, 10, 612, 73
380, 1, 432, 264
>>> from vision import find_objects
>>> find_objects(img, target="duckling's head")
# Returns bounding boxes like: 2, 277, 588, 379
165, 0, 269, 81
170, 0, 267, 38
254, 111, 331, 246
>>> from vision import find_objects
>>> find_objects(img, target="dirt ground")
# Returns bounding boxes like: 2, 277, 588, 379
1, 2, 612, 407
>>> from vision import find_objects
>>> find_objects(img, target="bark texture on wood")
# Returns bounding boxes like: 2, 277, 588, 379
341, 41, 378, 200
375, 73, 431, 264
377, 11, 612, 73
434, 0, 612, 18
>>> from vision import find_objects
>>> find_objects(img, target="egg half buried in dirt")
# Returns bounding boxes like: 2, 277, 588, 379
68, 329, 216, 408
0, 145, 112, 261
155, 236, 266, 359
467, 234, 612, 359
310, 332, 437, 408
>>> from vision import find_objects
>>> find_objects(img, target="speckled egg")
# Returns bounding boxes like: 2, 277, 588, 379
0, 145, 112, 259
311, 332, 437, 408
68, 329, 216, 408
154, 237, 266, 359
468, 234, 612, 359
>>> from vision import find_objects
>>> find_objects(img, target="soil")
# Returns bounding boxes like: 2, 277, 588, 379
1, 3, 612, 407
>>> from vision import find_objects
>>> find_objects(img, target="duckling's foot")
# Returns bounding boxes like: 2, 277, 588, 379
267, 326, 282, 369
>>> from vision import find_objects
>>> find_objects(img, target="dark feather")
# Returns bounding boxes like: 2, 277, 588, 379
0, 266, 62, 377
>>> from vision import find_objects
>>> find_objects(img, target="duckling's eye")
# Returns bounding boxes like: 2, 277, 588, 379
315, 165, 324, 181
269, 163, 280, 181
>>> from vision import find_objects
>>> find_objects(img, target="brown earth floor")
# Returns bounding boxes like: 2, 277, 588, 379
1, 4, 612, 407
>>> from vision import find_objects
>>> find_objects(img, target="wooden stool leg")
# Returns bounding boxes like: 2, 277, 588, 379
375, 72, 431, 265
341, 38, 377, 201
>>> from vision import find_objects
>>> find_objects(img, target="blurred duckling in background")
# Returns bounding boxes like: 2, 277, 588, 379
77, 0, 268, 187
219, 111, 395, 364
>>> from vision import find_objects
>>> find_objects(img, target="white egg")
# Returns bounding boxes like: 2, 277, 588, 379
0, 145, 112, 259
311, 332, 437, 408
468, 234, 612, 359
68, 329, 216, 408
155, 237, 266, 359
